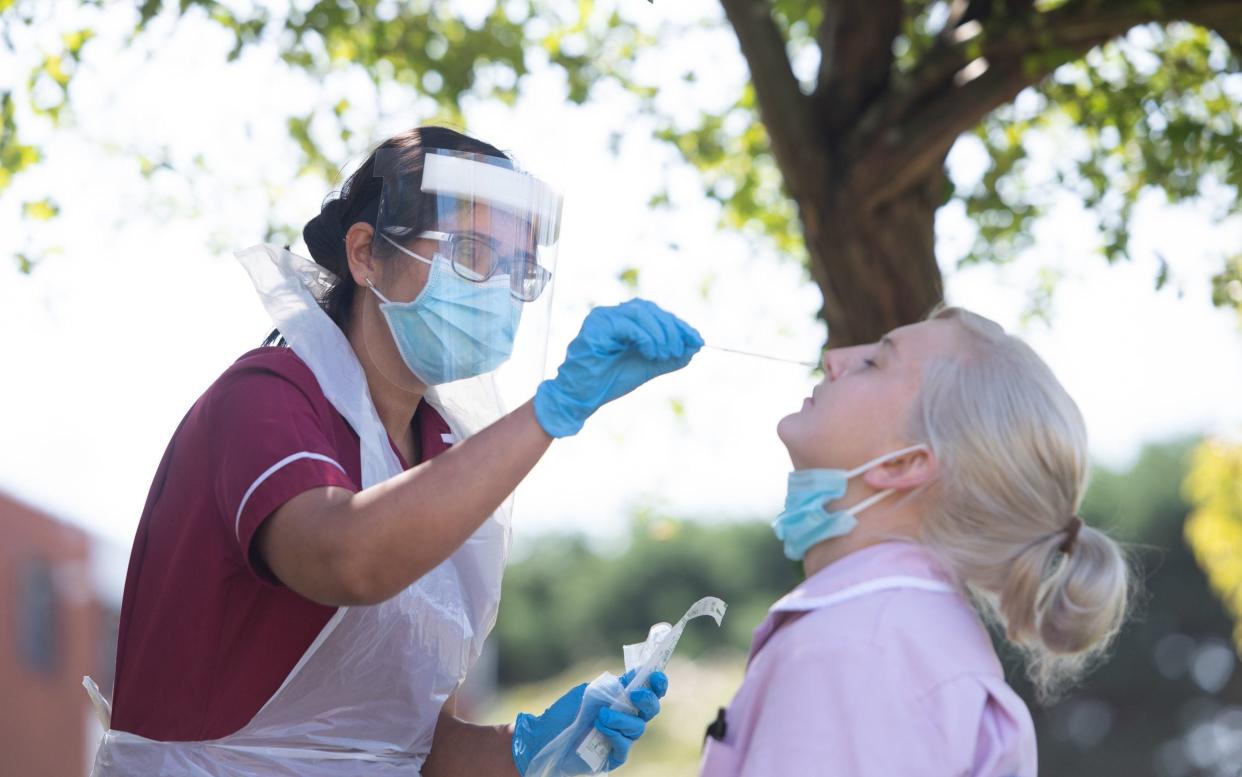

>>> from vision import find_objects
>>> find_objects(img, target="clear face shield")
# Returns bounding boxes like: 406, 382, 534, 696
362, 147, 563, 435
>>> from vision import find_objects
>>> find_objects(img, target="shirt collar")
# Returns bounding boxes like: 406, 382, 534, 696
769, 540, 956, 614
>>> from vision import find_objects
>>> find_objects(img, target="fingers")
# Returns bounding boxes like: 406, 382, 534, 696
648, 671, 669, 698
596, 709, 643, 770
615, 301, 675, 361
615, 670, 665, 721
634, 299, 687, 360
629, 688, 660, 721
617, 670, 666, 720
594, 670, 669, 772
585, 306, 661, 359
602, 729, 632, 772
612, 300, 703, 363
598, 707, 646, 739
677, 321, 705, 354
618, 669, 666, 694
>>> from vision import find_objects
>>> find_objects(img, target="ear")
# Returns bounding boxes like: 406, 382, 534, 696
344, 222, 379, 287
861, 446, 937, 492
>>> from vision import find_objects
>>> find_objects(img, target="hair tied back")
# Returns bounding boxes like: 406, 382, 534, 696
303, 196, 351, 276
1059, 515, 1083, 556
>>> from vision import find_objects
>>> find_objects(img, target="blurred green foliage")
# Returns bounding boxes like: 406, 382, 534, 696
2, 1, 1239, 294
495, 438, 1242, 774
1026, 438, 1242, 774
0, 90, 39, 194
495, 515, 799, 685
963, 23, 1242, 276
1184, 438, 1242, 653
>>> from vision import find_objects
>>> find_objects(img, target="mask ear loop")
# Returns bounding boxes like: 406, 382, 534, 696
840, 444, 931, 518
843, 443, 930, 479
379, 232, 434, 266
365, 277, 393, 305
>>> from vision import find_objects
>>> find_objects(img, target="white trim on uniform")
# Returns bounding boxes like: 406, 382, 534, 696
234, 452, 347, 542
769, 575, 957, 613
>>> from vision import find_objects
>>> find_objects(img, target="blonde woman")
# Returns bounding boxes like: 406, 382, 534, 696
698, 306, 1132, 777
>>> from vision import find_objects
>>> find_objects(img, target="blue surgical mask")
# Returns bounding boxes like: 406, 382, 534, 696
772, 444, 930, 561
367, 240, 521, 386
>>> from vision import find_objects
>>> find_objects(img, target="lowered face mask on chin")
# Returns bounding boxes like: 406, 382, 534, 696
771, 444, 930, 561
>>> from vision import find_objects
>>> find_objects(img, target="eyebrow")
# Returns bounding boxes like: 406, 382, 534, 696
460, 229, 535, 255
880, 335, 898, 358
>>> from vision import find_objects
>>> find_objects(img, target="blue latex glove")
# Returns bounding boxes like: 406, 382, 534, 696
534, 299, 703, 438
512, 670, 669, 776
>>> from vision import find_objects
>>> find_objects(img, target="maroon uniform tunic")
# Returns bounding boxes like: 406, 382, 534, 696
111, 346, 452, 741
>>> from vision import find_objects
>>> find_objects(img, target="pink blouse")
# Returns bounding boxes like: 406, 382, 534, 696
699, 540, 1038, 776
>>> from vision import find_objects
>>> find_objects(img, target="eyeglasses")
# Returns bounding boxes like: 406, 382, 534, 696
417, 230, 551, 302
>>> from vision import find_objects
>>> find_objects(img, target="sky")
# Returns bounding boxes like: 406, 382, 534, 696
2, 1, 1241, 581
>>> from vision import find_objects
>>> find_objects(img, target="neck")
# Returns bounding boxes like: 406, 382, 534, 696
346, 306, 425, 451
802, 533, 887, 579
800, 503, 923, 579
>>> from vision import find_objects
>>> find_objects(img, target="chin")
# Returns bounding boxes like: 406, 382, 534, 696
775, 411, 803, 456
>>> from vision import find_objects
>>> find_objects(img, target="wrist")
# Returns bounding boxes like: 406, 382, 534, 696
511, 711, 536, 775
533, 380, 586, 438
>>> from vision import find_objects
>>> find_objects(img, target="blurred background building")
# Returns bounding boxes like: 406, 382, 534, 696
1, 493, 120, 777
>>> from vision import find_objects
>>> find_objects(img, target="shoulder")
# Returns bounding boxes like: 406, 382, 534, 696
741, 635, 888, 736
879, 586, 1003, 669
206, 347, 329, 411
918, 673, 1038, 777
222, 346, 321, 387
773, 584, 1003, 691
191, 347, 348, 454
748, 619, 895, 710
749, 619, 1035, 776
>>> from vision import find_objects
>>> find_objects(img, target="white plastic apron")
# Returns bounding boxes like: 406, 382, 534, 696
85, 244, 512, 776
698, 575, 958, 776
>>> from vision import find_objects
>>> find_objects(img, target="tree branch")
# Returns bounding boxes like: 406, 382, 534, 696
909, 0, 1229, 115
717, 0, 831, 233
814, 0, 902, 134
1204, 18, 1242, 61
941, 0, 1035, 37
848, 0, 1242, 209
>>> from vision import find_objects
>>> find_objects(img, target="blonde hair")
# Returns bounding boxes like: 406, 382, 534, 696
907, 305, 1134, 703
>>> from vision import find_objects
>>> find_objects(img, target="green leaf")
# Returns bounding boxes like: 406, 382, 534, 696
62, 29, 95, 57
618, 267, 640, 290
21, 198, 59, 220
960, 24, 1241, 276
0, 91, 41, 194
1210, 254, 1242, 325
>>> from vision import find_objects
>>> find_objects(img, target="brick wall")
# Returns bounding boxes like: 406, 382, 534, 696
0, 493, 101, 777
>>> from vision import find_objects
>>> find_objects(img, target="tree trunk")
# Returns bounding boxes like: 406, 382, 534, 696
718, 0, 1242, 349
803, 164, 948, 347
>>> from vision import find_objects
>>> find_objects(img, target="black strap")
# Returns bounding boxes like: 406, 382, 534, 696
704, 706, 728, 746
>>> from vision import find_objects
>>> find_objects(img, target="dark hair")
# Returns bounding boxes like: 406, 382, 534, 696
263, 126, 510, 346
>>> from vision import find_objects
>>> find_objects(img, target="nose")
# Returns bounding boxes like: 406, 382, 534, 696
822, 345, 867, 380
821, 348, 839, 380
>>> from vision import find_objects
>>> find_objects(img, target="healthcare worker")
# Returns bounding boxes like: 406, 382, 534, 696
85, 126, 700, 776
699, 305, 1133, 777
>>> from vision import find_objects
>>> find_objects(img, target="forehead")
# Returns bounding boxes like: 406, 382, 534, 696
434, 201, 535, 249
886, 319, 964, 368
